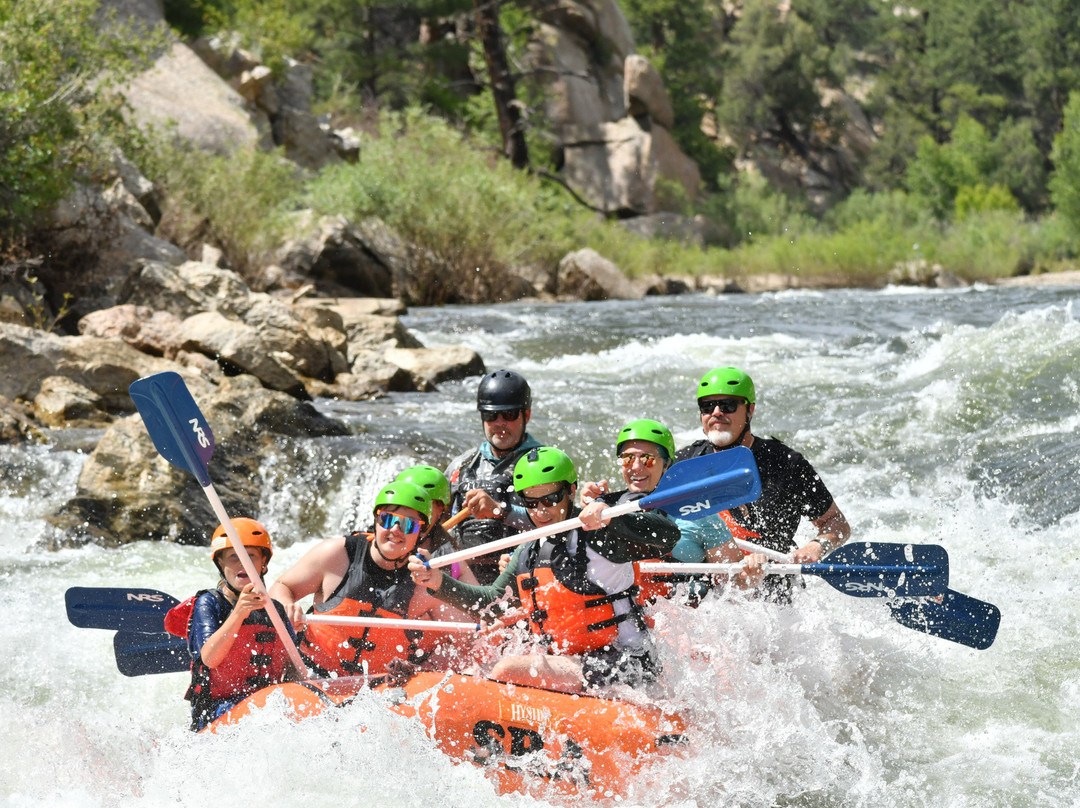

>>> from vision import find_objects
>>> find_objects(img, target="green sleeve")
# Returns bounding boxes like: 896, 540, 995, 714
427, 545, 526, 613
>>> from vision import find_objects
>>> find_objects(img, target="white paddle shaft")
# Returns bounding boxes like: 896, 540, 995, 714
638, 561, 804, 576
205, 484, 309, 677
305, 614, 480, 632
733, 538, 793, 562
427, 500, 641, 570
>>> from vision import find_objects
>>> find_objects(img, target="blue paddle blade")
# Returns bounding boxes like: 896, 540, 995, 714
113, 631, 190, 677
66, 587, 180, 632
644, 446, 761, 520
129, 371, 215, 486
888, 589, 1001, 650
806, 542, 949, 598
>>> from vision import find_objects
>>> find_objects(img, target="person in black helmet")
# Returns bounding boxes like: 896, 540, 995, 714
444, 370, 542, 584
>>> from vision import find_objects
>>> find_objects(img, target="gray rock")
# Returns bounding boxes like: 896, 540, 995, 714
0, 322, 182, 411
624, 55, 674, 129
384, 346, 485, 392
121, 42, 265, 155
46, 374, 348, 546
556, 248, 642, 300
32, 376, 110, 428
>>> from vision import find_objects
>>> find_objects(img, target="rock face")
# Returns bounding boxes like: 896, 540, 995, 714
121, 41, 270, 154
522, 0, 701, 215
47, 375, 348, 547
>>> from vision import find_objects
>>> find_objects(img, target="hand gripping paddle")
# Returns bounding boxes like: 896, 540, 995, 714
425, 446, 762, 571
128, 371, 308, 677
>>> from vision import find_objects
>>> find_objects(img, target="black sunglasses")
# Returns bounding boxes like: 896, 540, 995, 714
521, 485, 569, 509
480, 409, 523, 422
698, 398, 742, 415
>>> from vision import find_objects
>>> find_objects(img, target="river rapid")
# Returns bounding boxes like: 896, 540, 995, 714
2, 284, 1078, 807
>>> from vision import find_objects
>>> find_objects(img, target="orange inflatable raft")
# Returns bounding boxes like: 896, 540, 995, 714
208, 671, 686, 799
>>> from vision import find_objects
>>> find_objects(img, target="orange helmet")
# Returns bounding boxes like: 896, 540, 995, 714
210, 517, 273, 562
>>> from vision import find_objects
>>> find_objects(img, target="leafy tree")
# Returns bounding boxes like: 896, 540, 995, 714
621, 0, 728, 188
907, 113, 1047, 218
0, 0, 155, 238
1049, 91, 1080, 234
1018, 0, 1080, 153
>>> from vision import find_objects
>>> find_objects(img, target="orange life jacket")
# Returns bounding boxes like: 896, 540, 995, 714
165, 590, 292, 702
515, 536, 637, 656
718, 508, 762, 542
300, 598, 424, 677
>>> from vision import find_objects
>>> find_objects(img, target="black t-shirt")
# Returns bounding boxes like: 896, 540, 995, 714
674, 435, 836, 554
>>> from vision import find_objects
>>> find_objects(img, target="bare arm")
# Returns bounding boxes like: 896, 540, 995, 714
268, 536, 350, 624
792, 502, 851, 563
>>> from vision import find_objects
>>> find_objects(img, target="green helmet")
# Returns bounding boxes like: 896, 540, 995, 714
697, 367, 756, 404
395, 464, 450, 507
616, 419, 675, 461
513, 447, 577, 491
372, 481, 433, 522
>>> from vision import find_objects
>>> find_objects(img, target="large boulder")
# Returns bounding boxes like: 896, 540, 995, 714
78, 304, 187, 357
274, 213, 404, 298
556, 249, 642, 300
0, 323, 182, 413
119, 261, 350, 389
46, 374, 348, 546
561, 117, 700, 214
624, 55, 673, 129
121, 41, 271, 154
384, 346, 485, 391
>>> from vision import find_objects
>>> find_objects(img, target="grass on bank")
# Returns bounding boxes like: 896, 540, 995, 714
131, 107, 1079, 302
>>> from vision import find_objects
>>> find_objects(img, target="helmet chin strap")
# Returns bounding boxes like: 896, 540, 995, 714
372, 535, 413, 568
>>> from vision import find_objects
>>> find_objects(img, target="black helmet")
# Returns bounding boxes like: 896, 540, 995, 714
477, 370, 531, 412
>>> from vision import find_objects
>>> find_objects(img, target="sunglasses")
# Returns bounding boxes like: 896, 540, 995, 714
698, 398, 742, 415
618, 452, 658, 469
375, 511, 426, 535
521, 486, 569, 509
480, 409, 522, 422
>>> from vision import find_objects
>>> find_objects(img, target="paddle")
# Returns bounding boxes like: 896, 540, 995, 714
66, 586, 180, 633
441, 506, 472, 530
129, 371, 308, 677
114, 631, 190, 677
71, 585, 485, 675
306, 614, 480, 632
638, 541, 949, 598
732, 538, 999, 649
425, 446, 762, 571
887, 590, 1000, 650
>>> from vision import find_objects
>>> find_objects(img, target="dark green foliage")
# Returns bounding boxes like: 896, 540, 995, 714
0, 0, 157, 239
1050, 92, 1080, 236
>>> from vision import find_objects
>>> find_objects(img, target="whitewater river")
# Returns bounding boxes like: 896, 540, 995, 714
2, 283, 1078, 807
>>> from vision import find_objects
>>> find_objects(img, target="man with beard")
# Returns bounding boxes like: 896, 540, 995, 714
672, 367, 850, 597
444, 370, 541, 584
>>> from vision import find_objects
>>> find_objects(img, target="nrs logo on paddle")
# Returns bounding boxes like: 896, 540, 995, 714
677, 500, 713, 516
189, 418, 210, 448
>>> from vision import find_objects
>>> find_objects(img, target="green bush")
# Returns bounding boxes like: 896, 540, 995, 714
954, 183, 1019, 219
135, 136, 302, 281
306, 108, 571, 302
0, 0, 157, 239
1050, 91, 1080, 237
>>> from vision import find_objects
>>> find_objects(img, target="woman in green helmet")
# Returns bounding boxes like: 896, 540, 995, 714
395, 464, 479, 585
408, 445, 680, 694
268, 479, 470, 678
577, 419, 768, 600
